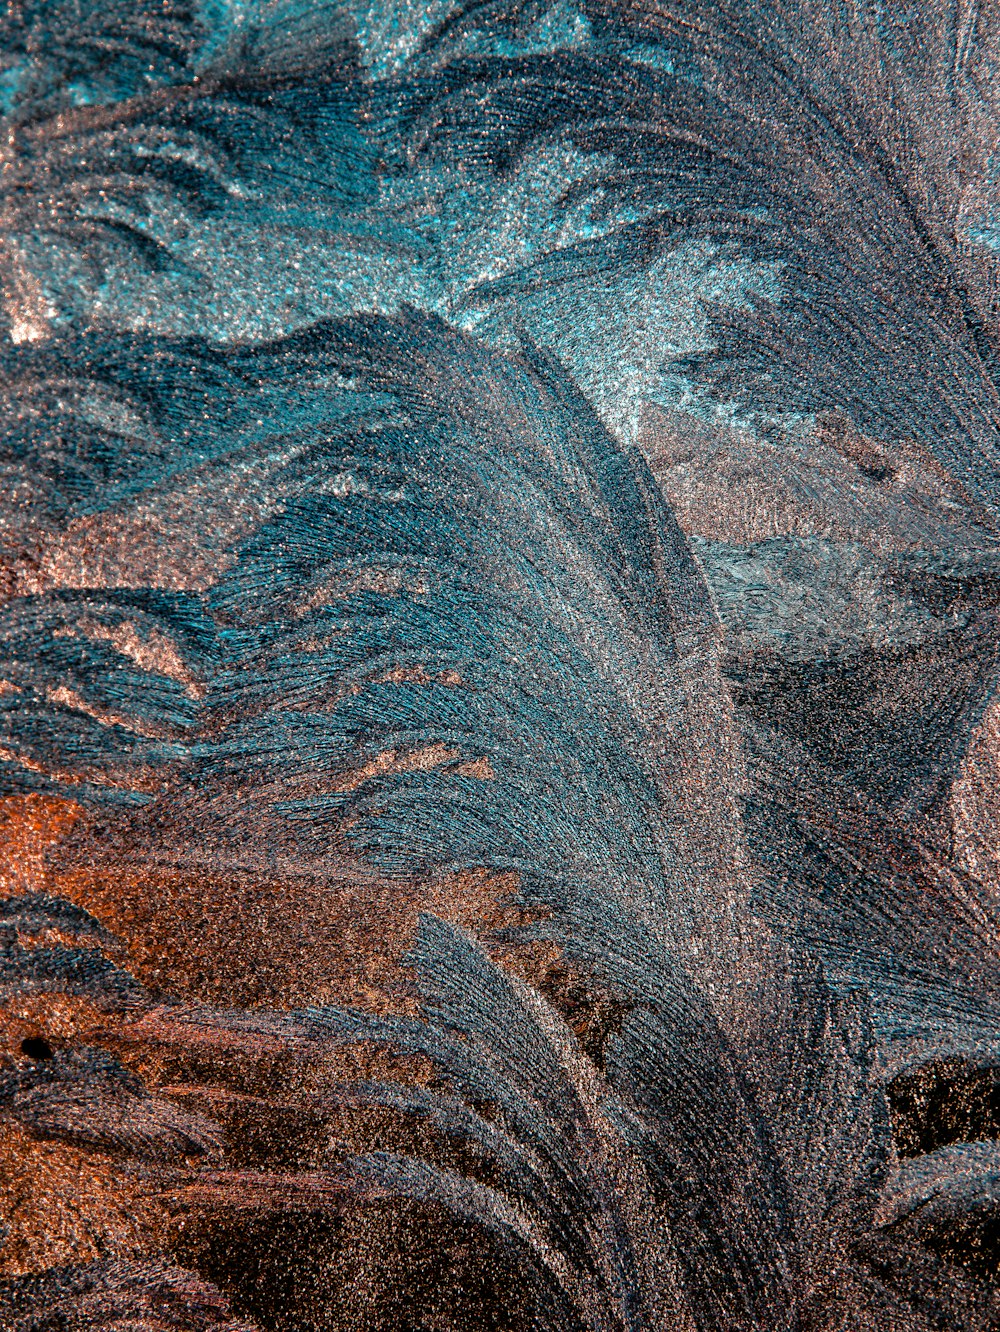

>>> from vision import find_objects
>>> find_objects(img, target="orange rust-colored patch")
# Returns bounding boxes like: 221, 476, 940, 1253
422, 867, 522, 937
0, 1124, 163, 1276
49, 860, 412, 1011
294, 565, 431, 617
331, 744, 493, 793
0, 793, 82, 892
453, 757, 495, 780
44, 844, 535, 1023
112, 1007, 438, 1097
376, 665, 465, 687
0, 787, 543, 1054
335, 743, 460, 792
0, 995, 116, 1060
0, 782, 548, 1078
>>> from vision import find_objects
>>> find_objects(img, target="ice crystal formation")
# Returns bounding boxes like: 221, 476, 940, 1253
1, 1, 1000, 1329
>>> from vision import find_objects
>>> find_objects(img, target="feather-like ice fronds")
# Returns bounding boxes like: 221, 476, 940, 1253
364, 1, 1000, 515
0, 312, 744, 997
0, 0, 366, 341
154, 913, 1000, 1331
0, 1257, 258, 1331
0, 1045, 220, 1159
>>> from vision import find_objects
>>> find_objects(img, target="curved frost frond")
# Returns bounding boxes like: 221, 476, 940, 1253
367, 1, 1000, 515
0, 1257, 258, 1331
0, 0, 369, 342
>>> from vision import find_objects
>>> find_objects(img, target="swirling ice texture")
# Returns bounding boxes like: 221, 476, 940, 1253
5, 0, 1000, 509
3, 1, 1000, 1329
0, 313, 744, 992
4, 0, 985, 1057
0, 0, 783, 436
0, 314, 783, 1331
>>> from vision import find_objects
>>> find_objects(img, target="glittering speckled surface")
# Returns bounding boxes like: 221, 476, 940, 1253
2, 2, 1000, 1329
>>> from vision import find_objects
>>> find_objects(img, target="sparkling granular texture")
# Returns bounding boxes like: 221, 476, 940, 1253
1, 2, 1000, 1329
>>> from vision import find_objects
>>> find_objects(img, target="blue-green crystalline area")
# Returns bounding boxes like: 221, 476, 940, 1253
2, 2, 1000, 1330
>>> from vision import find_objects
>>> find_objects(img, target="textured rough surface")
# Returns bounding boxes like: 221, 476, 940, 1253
1, 1, 1000, 1328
